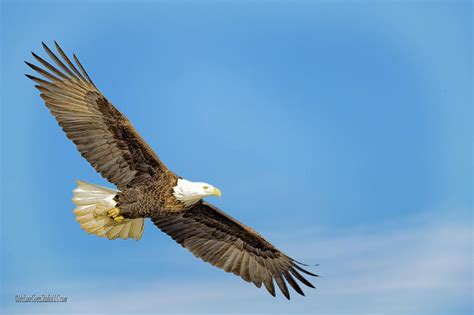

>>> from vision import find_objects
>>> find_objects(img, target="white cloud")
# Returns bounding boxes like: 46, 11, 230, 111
2, 215, 472, 315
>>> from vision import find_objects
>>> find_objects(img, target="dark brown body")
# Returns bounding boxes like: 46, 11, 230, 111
114, 172, 188, 219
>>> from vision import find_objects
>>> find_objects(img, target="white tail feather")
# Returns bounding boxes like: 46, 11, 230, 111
72, 180, 144, 240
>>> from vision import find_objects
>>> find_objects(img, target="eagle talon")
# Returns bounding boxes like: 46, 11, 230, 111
107, 208, 120, 218
113, 215, 125, 222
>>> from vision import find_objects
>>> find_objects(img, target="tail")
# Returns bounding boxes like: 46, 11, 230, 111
72, 180, 144, 240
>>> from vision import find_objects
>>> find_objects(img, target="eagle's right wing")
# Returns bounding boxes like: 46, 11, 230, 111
152, 201, 318, 299
25, 42, 171, 190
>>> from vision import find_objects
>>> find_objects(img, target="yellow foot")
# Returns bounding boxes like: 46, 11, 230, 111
114, 215, 125, 222
107, 208, 120, 217
107, 208, 124, 222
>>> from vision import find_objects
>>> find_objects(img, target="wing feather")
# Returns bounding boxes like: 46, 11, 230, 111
274, 274, 290, 299
53, 41, 87, 82
263, 275, 276, 297
283, 270, 304, 296
73, 53, 96, 87
152, 202, 317, 299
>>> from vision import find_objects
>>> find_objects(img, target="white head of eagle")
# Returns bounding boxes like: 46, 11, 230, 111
173, 178, 221, 206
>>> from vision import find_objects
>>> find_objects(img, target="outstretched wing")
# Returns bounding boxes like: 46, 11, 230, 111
152, 202, 317, 299
25, 42, 171, 189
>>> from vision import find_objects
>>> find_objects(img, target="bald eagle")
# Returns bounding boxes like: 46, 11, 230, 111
25, 42, 318, 299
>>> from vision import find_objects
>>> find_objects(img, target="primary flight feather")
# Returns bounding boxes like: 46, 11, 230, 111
25, 42, 318, 299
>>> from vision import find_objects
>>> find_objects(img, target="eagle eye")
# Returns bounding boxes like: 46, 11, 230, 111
203, 185, 209, 190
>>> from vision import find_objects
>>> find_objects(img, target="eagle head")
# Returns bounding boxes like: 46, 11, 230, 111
173, 178, 221, 206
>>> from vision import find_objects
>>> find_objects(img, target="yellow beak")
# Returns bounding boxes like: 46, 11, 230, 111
212, 188, 222, 197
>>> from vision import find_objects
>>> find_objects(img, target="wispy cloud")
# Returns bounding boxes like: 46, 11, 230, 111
3, 214, 471, 315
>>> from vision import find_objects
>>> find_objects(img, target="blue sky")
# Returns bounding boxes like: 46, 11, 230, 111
1, 0, 472, 314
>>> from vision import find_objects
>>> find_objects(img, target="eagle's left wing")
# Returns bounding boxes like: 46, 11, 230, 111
152, 202, 317, 299
25, 42, 172, 190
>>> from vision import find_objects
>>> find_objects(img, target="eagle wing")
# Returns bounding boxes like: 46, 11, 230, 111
152, 202, 317, 299
25, 42, 170, 189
